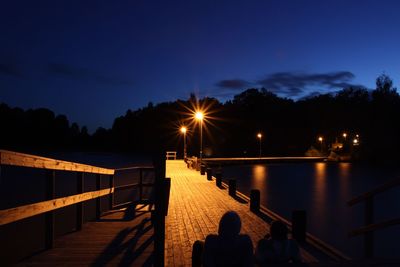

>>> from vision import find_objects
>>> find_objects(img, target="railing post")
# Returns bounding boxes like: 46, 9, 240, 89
215, 169, 222, 187
153, 153, 166, 267
76, 172, 84, 231
96, 174, 101, 220
365, 196, 374, 258
229, 179, 236, 197
250, 189, 260, 212
45, 170, 55, 249
109, 174, 114, 210
206, 168, 212, 181
200, 164, 206, 175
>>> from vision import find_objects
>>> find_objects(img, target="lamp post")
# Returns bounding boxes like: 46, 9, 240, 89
180, 126, 187, 160
195, 111, 204, 163
318, 136, 323, 152
257, 133, 262, 158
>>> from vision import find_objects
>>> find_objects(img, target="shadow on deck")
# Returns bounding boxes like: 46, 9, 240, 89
19, 204, 154, 266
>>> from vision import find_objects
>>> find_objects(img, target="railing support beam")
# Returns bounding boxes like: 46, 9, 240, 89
76, 172, 84, 231
45, 170, 55, 249
96, 174, 101, 220
109, 175, 114, 210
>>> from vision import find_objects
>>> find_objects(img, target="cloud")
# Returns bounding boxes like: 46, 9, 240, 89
216, 79, 250, 89
48, 63, 133, 86
0, 63, 22, 77
257, 71, 356, 94
214, 71, 362, 98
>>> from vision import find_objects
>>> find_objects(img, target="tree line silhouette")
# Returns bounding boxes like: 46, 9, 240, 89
1, 74, 399, 162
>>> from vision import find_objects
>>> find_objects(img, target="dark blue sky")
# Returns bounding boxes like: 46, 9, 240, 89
1, 0, 399, 131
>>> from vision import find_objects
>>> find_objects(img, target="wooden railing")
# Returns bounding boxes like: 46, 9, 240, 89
0, 149, 169, 266
347, 177, 400, 258
166, 151, 177, 160
113, 166, 155, 209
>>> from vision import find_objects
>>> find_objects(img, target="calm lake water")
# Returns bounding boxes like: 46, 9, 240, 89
220, 162, 400, 259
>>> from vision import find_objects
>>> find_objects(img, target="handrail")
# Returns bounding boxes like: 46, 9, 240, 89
347, 177, 400, 258
0, 187, 114, 226
349, 218, 400, 237
0, 150, 114, 175
347, 177, 400, 206
114, 166, 153, 171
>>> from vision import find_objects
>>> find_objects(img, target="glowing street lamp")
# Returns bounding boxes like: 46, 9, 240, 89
343, 132, 347, 139
318, 136, 323, 152
257, 133, 262, 158
353, 138, 359, 146
195, 111, 204, 162
180, 126, 187, 160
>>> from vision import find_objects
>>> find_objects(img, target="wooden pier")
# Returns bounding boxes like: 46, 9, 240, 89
2, 150, 398, 266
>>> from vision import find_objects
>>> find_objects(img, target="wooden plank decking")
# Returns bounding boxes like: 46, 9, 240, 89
165, 160, 316, 266
18, 206, 154, 266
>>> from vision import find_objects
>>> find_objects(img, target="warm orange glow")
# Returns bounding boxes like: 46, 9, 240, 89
180, 126, 187, 134
353, 138, 358, 145
195, 111, 204, 121
257, 133, 262, 139
342, 133, 347, 138
318, 136, 323, 142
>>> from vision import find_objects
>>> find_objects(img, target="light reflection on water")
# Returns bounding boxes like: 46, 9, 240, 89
313, 162, 327, 221
221, 162, 400, 259
251, 164, 268, 190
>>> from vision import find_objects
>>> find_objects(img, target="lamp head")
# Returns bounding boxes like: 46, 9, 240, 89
195, 111, 204, 121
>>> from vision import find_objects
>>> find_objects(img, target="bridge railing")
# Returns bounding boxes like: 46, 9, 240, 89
166, 151, 177, 160
347, 177, 400, 258
0, 150, 169, 265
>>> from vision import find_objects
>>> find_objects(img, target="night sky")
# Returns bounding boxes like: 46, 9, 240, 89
1, 0, 400, 131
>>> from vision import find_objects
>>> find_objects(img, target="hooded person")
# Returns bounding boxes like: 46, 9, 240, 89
203, 211, 253, 267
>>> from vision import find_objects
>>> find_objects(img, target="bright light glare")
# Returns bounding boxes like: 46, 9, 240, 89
195, 111, 204, 121
180, 126, 187, 134
257, 133, 262, 139
353, 139, 358, 144
318, 137, 323, 142
343, 133, 347, 138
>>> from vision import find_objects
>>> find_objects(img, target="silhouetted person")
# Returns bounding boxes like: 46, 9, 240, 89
255, 220, 301, 265
193, 211, 253, 267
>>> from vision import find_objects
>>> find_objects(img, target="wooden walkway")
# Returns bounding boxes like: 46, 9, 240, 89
165, 160, 315, 266
18, 205, 154, 266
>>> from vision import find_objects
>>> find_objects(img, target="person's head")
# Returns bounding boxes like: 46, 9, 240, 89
270, 220, 288, 240
218, 211, 241, 238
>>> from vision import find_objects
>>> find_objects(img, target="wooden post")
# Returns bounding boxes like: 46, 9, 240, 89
45, 170, 55, 249
229, 179, 236, 197
365, 196, 374, 258
200, 164, 206, 175
250, 189, 260, 212
109, 174, 114, 210
164, 178, 171, 216
292, 210, 307, 243
96, 174, 101, 220
76, 172, 84, 231
215, 170, 222, 187
153, 153, 166, 267
206, 168, 212, 181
